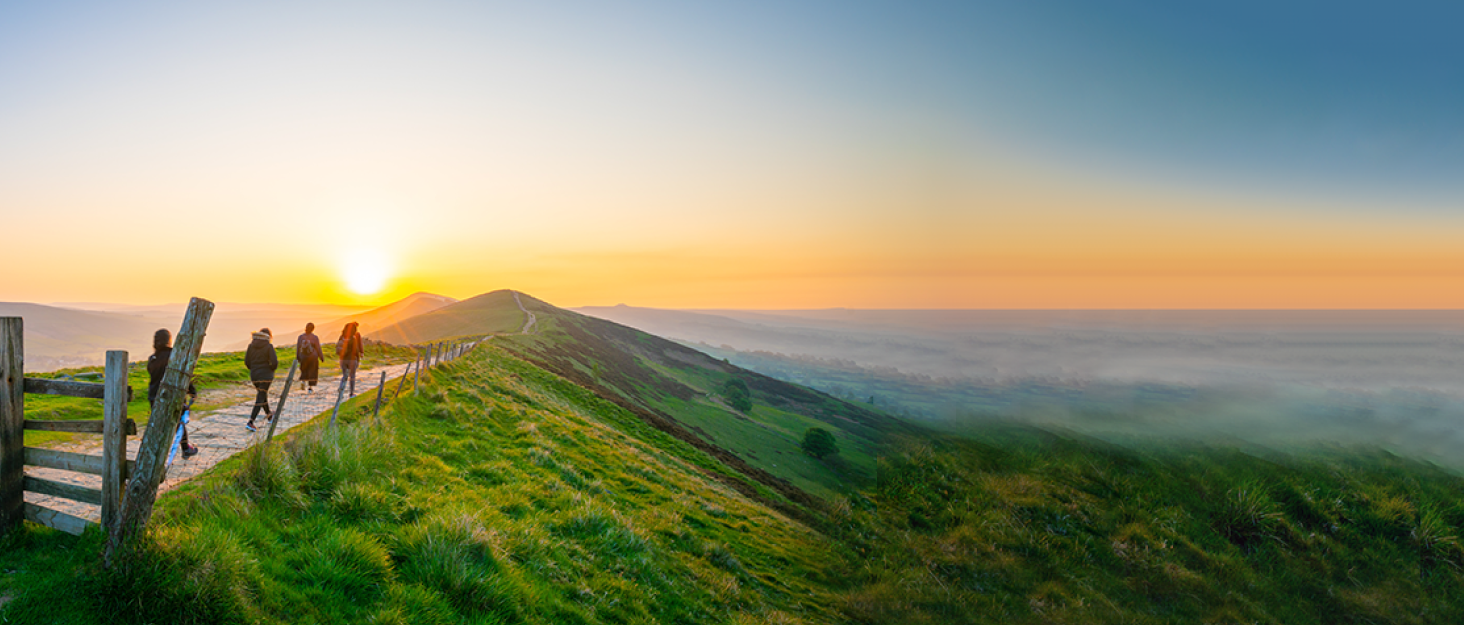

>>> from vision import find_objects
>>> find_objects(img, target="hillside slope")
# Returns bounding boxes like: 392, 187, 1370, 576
372, 290, 527, 344
1, 342, 848, 625
3, 321, 1464, 624
392, 291, 922, 500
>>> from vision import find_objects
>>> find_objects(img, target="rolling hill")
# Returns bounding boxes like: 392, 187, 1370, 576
371, 290, 529, 345
226, 292, 460, 351
372, 290, 920, 500
2, 301, 373, 371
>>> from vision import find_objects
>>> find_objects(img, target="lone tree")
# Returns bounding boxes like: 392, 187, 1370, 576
722, 378, 753, 412
801, 427, 839, 459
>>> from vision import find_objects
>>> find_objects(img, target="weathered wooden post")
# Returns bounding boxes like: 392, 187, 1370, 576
392, 359, 413, 402
0, 318, 23, 537
106, 298, 213, 565
370, 370, 387, 422
414, 347, 424, 392
264, 359, 298, 443
100, 350, 128, 536
328, 371, 347, 430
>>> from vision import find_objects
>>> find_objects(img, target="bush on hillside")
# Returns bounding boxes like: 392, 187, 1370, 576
801, 427, 839, 459
721, 378, 753, 412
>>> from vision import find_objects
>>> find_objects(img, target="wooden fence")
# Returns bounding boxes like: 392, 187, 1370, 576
0, 297, 213, 565
0, 308, 478, 547
0, 321, 135, 536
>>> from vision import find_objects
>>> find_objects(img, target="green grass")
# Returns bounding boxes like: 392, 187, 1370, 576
494, 302, 900, 498
829, 425, 1464, 624
6, 339, 1464, 623
0, 344, 842, 624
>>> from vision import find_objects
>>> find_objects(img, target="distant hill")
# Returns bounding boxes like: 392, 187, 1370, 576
0, 302, 162, 372
3, 301, 377, 371
371, 290, 526, 344
251, 292, 460, 350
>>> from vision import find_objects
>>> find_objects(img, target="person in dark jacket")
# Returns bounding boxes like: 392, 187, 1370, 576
336, 322, 365, 397
148, 329, 198, 458
295, 322, 326, 392
244, 328, 278, 432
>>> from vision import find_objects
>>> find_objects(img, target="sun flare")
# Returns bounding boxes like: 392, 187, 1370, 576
342, 249, 391, 296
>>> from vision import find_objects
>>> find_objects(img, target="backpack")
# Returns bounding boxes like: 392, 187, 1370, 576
299, 337, 318, 361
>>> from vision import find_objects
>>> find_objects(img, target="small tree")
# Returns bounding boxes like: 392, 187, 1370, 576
722, 378, 753, 412
801, 427, 838, 460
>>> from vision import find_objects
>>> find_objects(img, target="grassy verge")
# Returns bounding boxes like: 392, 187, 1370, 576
0, 345, 841, 624
6, 342, 1464, 623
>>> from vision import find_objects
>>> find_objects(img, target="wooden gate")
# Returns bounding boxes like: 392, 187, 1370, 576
0, 319, 135, 536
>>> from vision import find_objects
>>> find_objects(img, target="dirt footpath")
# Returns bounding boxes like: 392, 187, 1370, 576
23, 361, 416, 523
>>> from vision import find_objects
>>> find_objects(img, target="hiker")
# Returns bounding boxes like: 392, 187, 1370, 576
148, 329, 199, 458
245, 327, 278, 432
295, 322, 326, 393
337, 321, 365, 397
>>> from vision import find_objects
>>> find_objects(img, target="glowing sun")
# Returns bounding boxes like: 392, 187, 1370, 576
342, 249, 391, 296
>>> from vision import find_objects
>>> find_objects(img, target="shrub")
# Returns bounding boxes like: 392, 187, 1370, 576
801, 427, 839, 460
722, 378, 753, 412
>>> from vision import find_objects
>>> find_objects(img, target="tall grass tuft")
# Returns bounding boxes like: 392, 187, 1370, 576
92, 524, 261, 625
1213, 481, 1287, 549
291, 422, 398, 499
234, 447, 306, 510
392, 511, 519, 621
1414, 506, 1463, 570
299, 526, 395, 602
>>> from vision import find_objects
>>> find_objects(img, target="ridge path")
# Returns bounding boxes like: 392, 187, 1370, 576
23, 359, 416, 525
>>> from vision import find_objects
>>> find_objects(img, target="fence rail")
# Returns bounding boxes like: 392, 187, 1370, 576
3, 303, 211, 554
0, 333, 136, 537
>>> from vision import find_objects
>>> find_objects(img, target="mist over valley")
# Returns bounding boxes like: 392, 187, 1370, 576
579, 306, 1464, 467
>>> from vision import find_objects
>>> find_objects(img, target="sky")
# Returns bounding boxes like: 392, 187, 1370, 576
3, 1, 1464, 309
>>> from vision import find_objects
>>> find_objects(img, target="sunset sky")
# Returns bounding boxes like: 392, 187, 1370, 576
3, 1, 1464, 309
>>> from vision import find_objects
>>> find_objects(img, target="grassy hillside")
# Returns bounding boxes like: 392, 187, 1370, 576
493, 293, 920, 501
831, 426, 1464, 624
2, 325, 1463, 623
0, 342, 845, 625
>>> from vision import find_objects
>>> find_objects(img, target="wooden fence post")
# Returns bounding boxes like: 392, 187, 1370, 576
106, 298, 213, 566
264, 359, 297, 443
414, 348, 423, 392
328, 363, 350, 430
370, 370, 387, 422
0, 318, 23, 537
100, 350, 128, 537
391, 360, 413, 402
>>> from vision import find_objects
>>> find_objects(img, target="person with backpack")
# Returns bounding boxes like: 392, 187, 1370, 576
337, 321, 365, 397
245, 327, 278, 432
295, 322, 326, 393
148, 329, 198, 458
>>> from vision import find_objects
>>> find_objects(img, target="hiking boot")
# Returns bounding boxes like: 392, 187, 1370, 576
182, 445, 200, 458
245, 421, 257, 433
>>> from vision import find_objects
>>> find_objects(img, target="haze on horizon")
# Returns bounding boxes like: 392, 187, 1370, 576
4, 2, 1464, 309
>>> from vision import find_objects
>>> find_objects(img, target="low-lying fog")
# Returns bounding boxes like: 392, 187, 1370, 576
579, 306, 1464, 466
